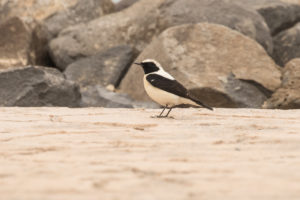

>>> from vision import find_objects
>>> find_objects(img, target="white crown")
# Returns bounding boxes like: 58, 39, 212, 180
142, 59, 163, 69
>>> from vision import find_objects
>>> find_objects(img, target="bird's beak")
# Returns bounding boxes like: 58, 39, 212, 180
134, 62, 142, 66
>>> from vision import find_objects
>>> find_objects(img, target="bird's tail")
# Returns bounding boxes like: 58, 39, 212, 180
188, 95, 213, 111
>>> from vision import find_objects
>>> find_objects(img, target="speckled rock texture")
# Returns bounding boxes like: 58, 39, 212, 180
263, 58, 300, 108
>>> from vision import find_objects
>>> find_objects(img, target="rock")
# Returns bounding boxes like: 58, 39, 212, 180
0, 0, 76, 23
44, 0, 114, 37
80, 85, 134, 108
0, 66, 81, 107
160, 0, 272, 53
0, 17, 32, 70
263, 58, 300, 109
0, 17, 53, 69
120, 23, 281, 108
31, 23, 54, 67
49, 0, 272, 69
0, 0, 113, 24
64, 45, 135, 83
115, 0, 139, 11
273, 23, 300, 66
281, 0, 300, 4
0, 0, 114, 68
49, 0, 165, 68
81, 85, 158, 108
228, 0, 300, 35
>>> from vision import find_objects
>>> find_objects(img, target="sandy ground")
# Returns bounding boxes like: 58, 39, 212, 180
0, 107, 300, 200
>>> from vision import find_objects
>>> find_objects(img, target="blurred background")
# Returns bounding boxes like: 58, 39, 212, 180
1, 0, 300, 109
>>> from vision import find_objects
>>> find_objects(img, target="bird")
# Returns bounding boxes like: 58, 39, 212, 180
134, 59, 213, 118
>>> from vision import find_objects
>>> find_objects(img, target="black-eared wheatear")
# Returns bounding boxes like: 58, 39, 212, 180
135, 59, 213, 118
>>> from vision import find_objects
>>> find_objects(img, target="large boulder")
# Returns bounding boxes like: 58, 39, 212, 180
64, 45, 135, 83
263, 59, 300, 109
0, 66, 81, 107
228, 0, 300, 35
273, 23, 300, 66
44, 0, 114, 37
160, 0, 272, 53
49, 0, 272, 69
120, 23, 281, 108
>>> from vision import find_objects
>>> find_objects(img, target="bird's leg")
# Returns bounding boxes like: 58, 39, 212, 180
164, 107, 173, 118
158, 106, 167, 117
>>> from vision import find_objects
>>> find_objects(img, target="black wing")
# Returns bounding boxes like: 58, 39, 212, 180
146, 74, 214, 110
146, 74, 189, 98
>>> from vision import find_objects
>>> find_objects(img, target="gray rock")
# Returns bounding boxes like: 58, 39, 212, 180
49, 0, 272, 69
80, 85, 133, 108
0, 66, 81, 107
64, 45, 135, 83
115, 0, 139, 11
273, 23, 300, 66
120, 23, 281, 108
31, 22, 54, 67
44, 0, 114, 37
80, 85, 158, 108
263, 58, 300, 109
227, 0, 300, 35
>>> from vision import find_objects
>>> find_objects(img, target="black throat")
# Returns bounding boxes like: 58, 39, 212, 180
141, 62, 160, 74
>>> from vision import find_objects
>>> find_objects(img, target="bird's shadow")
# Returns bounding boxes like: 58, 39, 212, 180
150, 115, 175, 119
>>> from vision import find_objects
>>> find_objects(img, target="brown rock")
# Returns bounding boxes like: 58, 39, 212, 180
0, 0, 113, 23
0, 0, 77, 22
49, 0, 272, 69
0, 17, 32, 70
120, 23, 281, 108
263, 58, 300, 109
0, 17, 52, 70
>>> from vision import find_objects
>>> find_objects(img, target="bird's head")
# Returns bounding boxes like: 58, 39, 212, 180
134, 59, 162, 74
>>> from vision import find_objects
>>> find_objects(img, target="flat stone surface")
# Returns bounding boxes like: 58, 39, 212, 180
0, 108, 300, 200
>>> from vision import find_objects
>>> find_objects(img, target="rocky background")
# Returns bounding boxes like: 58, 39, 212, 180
1, 0, 300, 109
